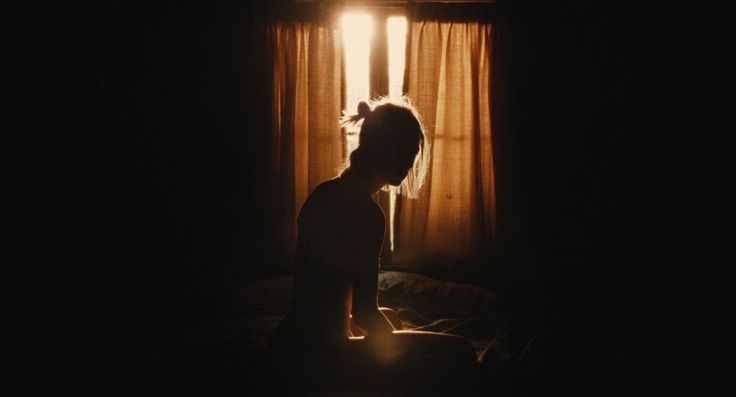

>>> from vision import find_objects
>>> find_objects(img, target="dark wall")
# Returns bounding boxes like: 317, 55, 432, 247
9, 0, 732, 393
10, 1, 277, 391
496, 0, 734, 393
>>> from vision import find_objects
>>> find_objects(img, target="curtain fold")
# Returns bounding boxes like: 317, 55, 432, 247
394, 19, 496, 278
269, 21, 344, 268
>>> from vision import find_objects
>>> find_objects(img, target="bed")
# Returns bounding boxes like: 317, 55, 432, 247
227, 270, 499, 358
164, 271, 509, 395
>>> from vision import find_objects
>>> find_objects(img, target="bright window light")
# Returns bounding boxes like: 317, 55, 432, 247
387, 16, 407, 100
387, 16, 407, 251
341, 12, 374, 156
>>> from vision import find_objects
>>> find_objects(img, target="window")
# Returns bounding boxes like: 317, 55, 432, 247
340, 11, 407, 252
269, 4, 496, 274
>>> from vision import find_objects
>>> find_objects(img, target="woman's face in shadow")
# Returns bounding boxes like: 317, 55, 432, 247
381, 138, 420, 186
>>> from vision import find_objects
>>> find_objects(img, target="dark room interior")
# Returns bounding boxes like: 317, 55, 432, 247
8, 0, 734, 395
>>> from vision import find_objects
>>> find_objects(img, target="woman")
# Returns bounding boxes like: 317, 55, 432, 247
269, 99, 477, 384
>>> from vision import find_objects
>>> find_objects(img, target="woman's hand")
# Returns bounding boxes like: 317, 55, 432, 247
352, 307, 395, 338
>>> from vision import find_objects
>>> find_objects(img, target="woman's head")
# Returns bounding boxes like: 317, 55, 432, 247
340, 97, 430, 198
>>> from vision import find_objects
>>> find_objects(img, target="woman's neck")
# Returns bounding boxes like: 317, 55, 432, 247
340, 169, 385, 197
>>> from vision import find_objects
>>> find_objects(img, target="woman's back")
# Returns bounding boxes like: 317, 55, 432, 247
272, 177, 385, 347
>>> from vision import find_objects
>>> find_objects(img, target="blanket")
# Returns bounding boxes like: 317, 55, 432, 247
225, 271, 499, 359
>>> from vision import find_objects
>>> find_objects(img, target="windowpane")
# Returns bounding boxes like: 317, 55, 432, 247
341, 12, 373, 156
387, 16, 407, 251
387, 16, 407, 100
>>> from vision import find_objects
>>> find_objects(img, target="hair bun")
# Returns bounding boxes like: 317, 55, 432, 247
356, 101, 371, 118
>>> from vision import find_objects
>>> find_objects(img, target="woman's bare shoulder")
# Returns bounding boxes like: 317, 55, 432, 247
299, 178, 383, 228
301, 178, 341, 211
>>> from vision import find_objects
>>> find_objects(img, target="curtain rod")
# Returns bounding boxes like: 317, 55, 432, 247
292, 1, 498, 12
272, 1, 498, 22
294, 1, 497, 4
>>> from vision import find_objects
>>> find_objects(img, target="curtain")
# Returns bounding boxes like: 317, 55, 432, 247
393, 19, 496, 278
269, 21, 344, 268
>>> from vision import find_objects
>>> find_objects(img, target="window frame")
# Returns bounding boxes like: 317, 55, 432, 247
340, 6, 406, 265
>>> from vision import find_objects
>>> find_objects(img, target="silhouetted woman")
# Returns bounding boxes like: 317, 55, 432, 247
269, 99, 477, 385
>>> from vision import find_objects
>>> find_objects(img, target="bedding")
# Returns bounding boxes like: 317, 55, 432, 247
163, 271, 508, 396
226, 271, 499, 359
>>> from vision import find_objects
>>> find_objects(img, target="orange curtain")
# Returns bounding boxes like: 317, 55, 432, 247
394, 21, 496, 276
270, 21, 344, 268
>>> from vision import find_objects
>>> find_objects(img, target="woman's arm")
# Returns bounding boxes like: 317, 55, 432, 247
351, 257, 395, 337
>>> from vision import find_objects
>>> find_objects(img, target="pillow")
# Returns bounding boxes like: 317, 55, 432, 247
230, 271, 497, 321
378, 271, 496, 320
